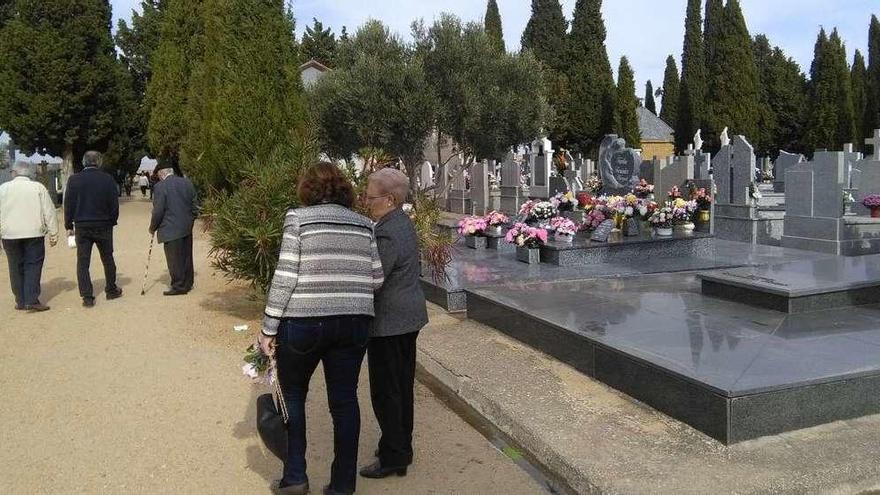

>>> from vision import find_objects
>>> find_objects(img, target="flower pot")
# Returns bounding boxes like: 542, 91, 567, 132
675, 222, 696, 232
872, 207, 880, 219
655, 227, 673, 237
465, 236, 487, 250
486, 225, 504, 237
554, 232, 574, 243
698, 209, 711, 223
516, 246, 541, 264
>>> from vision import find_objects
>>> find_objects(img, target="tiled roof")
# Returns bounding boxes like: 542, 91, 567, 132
637, 106, 674, 142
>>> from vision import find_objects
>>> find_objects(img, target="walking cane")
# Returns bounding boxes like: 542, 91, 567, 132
141, 233, 155, 296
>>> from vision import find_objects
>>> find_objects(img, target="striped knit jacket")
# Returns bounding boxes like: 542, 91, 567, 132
261, 204, 384, 336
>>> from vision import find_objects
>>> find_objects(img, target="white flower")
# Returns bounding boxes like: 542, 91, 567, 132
242, 364, 259, 379
625, 206, 634, 217
638, 206, 647, 216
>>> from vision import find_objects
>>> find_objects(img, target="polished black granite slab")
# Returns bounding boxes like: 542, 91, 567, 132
700, 255, 880, 313
466, 274, 880, 443
542, 230, 713, 251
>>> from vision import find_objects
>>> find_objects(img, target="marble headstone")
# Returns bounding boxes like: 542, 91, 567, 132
773, 151, 805, 193
714, 135, 755, 206
420, 161, 434, 190
598, 135, 641, 195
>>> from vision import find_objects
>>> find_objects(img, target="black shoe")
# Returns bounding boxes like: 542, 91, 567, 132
106, 288, 123, 300
271, 480, 309, 495
15, 304, 25, 311
359, 461, 408, 479
83, 298, 95, 308
323, 485, 351, 495
163, 289, 188, 296
26, 303, 50, 312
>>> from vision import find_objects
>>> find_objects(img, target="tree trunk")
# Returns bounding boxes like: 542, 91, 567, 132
61, 143, 74, 194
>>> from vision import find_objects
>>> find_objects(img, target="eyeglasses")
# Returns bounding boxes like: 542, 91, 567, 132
363, 194, 391, 201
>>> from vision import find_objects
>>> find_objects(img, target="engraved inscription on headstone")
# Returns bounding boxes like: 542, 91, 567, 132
590, 219, 615, 243
625, 217, 641, 237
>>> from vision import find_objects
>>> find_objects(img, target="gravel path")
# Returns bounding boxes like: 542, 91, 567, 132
0, 199, 542, 494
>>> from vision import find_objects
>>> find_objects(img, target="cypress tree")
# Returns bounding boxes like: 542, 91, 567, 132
852, 50, 868, 150
676, 0, 706, 152
704, 0, 760, 149
806, 29, 856, 152
181, 0, 305, 191
566, 0, 616, 154
829, 29, 856, 148
116, 1, 166, 97
521, 0, 567, 71
615, 57, 640, 148
0, 0, 122, 181
645, 80, 656, 115
301, 18, 336, 66
865, 15, 880, 138
752, 35, 808, 156
660, 55, 680, 125
485, 0, 504, 53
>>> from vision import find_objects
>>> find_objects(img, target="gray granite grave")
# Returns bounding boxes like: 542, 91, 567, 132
653, 154, 694, 199
447, 160, 471, 214
598, 134, 641, 195
499, 152, 527, 215
529, 138, 553, 199
470, 159, 490, 215
772, 151, 805, 193
540, 230, 715, 266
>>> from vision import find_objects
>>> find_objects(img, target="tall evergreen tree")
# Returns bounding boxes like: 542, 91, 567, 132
615, 57, 640, 147
660, 55, 680, 125
181, 0, 305, 191
116, 1, 166, 96
0, 0, 122, 183
806, 29, 856, 152
484, 0, 504, 53
865, 15, 880, 138
852, 49, 869, 151
566, 0, 616, 154
521, 0, 567, 71
676, 0, 706, 152
644, 80, 656, 114
147, 0, 204, 163
704, 0, 760, 149
753, 34, 808, 156
301, 18, 336, 66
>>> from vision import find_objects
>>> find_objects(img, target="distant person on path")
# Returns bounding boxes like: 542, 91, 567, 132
149, 165, 199, 296
259, 162, 384, 495
64, 151, 122, 308
138, 173, 149, 197
359, 168, 428, 480
0, 161, 59, 312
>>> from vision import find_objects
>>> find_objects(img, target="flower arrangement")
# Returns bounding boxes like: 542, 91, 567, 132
458, 215, 488, 236
671, 198, 698, 223
484, 210, 509, 226
549, 216, 578, 236
576, 192, 593, 209
531, 201, 557, 222
242, 341, 272, 385
637, 200, 658, 221
692, 187, 713, 210
551, 191, 576, 212
668, 186, 683, 200
607, 194, 639, 218
505, 222, 549, 248
583, 208, 608, 231
518, 200, 537, 219
862, 194, 880, 209
634, 179, 655, 198
586, 174, 603, 194
649, 204, 675, 229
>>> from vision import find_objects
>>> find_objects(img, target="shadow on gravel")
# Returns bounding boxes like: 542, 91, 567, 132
236, 386, 280, 483
41, 277, 77, 303
200, 284, 264, 321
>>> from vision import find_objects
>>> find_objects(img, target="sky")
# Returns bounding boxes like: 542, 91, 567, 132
110, 0, 876, 109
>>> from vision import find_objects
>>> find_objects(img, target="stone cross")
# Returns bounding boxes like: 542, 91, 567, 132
866, 129, 880, 161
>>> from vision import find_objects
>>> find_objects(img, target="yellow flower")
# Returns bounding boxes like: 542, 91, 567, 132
674, 198, 687, 208
625, 193, 638, 205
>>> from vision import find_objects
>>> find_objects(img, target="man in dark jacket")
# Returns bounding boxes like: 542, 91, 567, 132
64, 151, 122, 307
149, 165, 198, 296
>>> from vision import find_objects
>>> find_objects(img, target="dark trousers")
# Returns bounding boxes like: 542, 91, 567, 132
368, 331, 419, 468
276, 315, 370, 494
2, 237, 45, 307
163, 235, 194, 292
75, 226, 118, 299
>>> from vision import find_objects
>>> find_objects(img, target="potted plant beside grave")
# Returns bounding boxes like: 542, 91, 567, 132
671, 197, 698, 232
608, 194, 639, 233
863, 195, 880, 218
649, 203, 675, 236
531, 201, 557, 229
634, 179, 655, 200
458, 215, 489, 249
505, 222, 548, 264
483, 210, 509, 236
693, 187, 712, 223
586, 173, 603, 195
549, 216, 578, 243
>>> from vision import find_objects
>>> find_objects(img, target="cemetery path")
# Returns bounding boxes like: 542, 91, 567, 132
0, 199, 542, 494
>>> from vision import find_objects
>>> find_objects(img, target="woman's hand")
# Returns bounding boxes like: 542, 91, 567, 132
259, 333, 276, 357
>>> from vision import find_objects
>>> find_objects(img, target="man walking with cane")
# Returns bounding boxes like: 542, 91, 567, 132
0, 161, 59, 312
149, 164, 198, 296
65, 151, 123, 308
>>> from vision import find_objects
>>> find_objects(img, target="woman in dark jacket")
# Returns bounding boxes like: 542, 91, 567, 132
358, 168, 429, 480
259, 162, 384, 495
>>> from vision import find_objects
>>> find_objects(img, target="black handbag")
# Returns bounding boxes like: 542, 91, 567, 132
256, 362, 289, 461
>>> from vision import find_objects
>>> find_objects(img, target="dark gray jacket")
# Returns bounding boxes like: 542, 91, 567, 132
371, 208, 429, 338
150, 175, 199, 244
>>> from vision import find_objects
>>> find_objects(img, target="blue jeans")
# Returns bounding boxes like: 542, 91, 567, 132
2, 237, 45, 307
275, 315, 370, 493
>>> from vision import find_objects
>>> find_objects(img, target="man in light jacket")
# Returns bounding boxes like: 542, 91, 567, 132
0, 161, 59, 312
149, 165, 198, 296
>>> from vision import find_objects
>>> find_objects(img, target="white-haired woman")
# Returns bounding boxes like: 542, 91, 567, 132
359, 168, 429, 479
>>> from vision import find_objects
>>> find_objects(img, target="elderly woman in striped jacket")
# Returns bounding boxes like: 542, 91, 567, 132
259, 162, 384, 495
